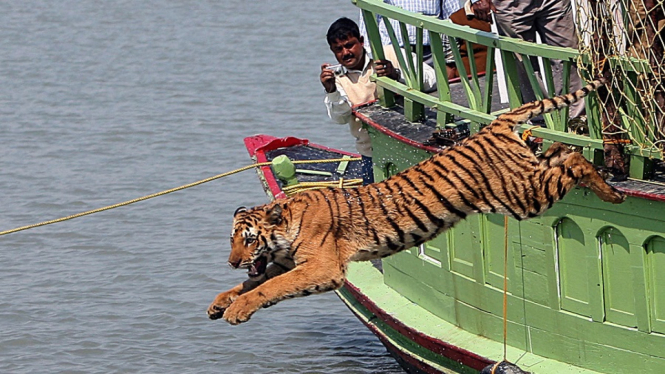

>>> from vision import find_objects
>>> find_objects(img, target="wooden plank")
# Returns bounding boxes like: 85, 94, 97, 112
362, 8, 395, 107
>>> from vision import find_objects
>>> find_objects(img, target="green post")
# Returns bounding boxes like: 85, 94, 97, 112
272, 155, 298, 186
629, 154, 654, 180
362, 9, 395, 108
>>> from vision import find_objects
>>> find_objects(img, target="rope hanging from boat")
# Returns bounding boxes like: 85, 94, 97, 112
0, 157, 360, 237
503, 215, 509, 362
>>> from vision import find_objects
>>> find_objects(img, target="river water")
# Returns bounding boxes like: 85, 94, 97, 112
0, 1, 404, 373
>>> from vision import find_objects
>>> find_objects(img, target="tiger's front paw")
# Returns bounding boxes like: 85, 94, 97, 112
222, 297, 257, 325
207, 291, 239, 320
609, 189, 626, 204
599, 184, 626, 204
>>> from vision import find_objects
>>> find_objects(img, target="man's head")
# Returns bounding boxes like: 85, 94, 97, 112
326, 17, 365, 70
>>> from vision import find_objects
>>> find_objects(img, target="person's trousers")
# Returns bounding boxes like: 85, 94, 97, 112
493, 0, 585, 119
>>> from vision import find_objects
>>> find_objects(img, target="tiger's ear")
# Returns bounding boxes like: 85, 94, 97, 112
234, 207, 247, 217
266, 204, 283, 225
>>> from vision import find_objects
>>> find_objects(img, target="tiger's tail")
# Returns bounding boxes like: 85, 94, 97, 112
494, 78, 606, 131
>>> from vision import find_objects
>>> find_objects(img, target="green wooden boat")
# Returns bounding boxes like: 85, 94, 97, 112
337, 1, 665, 373
339, 107, 665, 373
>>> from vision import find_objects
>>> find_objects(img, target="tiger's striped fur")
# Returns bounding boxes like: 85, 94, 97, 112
208, 79, 625, 324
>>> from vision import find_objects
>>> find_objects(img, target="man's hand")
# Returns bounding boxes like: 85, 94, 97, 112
471, 0, 496, 23
374, 59, 399, 80
320, 64, 337, 93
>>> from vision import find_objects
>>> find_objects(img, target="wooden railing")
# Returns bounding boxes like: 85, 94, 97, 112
353, 0, 661, 179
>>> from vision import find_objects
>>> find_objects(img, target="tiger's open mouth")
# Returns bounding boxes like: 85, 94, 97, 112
248, 256, 268, 278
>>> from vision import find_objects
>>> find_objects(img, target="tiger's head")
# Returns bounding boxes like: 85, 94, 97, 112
228, 203, 289, 279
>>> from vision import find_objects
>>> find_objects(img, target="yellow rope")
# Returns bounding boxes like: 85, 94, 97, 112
490, 361, 502, 374
521, 125, 541, 142
282, 178, 363, 196
0, 157, 360, 237
503, 215, 509, 361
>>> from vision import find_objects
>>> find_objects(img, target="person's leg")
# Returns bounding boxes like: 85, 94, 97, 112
493, 1, 540, 106
536, 0, 584, 118
361, 155, 374, 185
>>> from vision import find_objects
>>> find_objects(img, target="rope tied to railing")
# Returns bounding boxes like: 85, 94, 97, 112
520, 125, 542, 142
0, 157, 360, 237
603, 138, 632, 144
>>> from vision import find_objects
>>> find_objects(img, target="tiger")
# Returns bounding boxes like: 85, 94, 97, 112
207, 78, 625, 325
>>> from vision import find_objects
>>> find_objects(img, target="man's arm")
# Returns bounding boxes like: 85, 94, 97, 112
324, 88, 352, 124
321, 63, 352, 124
421, 60, 437, 92
373, 59, 400, 80
470, 0, 495, 23
378, 48, 437, 92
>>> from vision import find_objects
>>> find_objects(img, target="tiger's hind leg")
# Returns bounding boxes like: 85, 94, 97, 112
535, 143, 625, 210
538, 142, 571, 167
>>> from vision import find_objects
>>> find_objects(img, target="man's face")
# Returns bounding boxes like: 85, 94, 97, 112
329, 35, 365, 70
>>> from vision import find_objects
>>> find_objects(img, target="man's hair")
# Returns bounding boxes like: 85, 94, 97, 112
326, 17, 361, 46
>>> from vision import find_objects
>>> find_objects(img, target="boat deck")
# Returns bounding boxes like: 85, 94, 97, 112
264, 143, 363, 185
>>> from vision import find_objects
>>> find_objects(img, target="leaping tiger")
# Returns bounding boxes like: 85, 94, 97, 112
207, 79, 625, 325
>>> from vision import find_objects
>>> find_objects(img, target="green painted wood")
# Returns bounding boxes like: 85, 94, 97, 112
361, 8, 395, 108
482, 46, 496, 114
499, 49, 523, 109
336, 283, 477, 374
373, 76, 496, 124
467, 41, 481, 95
600, 228, 638, 327
631, 243, 652, 333
647, 237, 665, 333
584, 91, 603, 140
542, 58, 555, 98
383, 19, 413, 85
482, 214, 511, 290
356, 0, 665, 367
449, 218, 481, 280
398, 22, 417, 81
364, 125, 665, 373
428, 31, 454, 127
629, 154, 655, 179
559, 60, 572, 130
380, 17, 424, 121
415, 27, 424, 90
623, 71, 648, 144
518, 53, 559, 130
422, 241, 444, 265
449, 37, 480, 111
343, 261, 665, 374
404, 96, 425, 122
557, 218, 594, 318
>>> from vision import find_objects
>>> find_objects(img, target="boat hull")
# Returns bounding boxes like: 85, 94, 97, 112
348, 102, 665, 373
243, 131, 665, 373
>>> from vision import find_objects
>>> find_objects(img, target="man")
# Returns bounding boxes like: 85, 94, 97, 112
320, 17, 436, 184
470, 0, 584, 119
